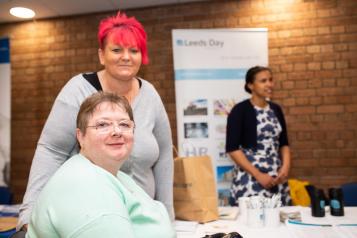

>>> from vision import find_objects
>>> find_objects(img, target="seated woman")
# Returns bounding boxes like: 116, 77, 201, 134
26, 92, 175, 238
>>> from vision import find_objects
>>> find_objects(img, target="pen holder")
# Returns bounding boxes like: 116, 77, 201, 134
264, 207, 280, 227
247, 207, 264, 228
238, 197, 249, 224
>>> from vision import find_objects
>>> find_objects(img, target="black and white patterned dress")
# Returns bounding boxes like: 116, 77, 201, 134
230, 104, 291, 205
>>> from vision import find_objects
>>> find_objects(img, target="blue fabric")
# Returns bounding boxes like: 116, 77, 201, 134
341, 183, 357, 206
0, 38, 10, 63
0, 228, 16, 238
0, 187, 12, 204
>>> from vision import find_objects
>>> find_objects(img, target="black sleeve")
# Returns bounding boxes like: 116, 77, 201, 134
276, 104, 289, 147
226, 104, 244, 153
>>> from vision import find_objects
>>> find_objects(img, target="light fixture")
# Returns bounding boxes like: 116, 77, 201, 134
9, 7, 35, 19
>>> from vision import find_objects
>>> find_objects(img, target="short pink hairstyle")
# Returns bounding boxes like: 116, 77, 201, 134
98, 12, 149, 65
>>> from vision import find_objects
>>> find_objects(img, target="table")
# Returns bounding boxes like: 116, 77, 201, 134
176, 206, 357, 238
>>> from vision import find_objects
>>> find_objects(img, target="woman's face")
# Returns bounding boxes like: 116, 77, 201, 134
77, 102, 134, 167
99, 35, 142, 81
248, 70, 274, 99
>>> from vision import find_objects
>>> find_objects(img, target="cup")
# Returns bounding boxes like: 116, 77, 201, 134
311, 189, 326, 217
329, 188, 344, 216
264, 208, 280, 227
238, 197, 249, 224
247, 207, 264, 228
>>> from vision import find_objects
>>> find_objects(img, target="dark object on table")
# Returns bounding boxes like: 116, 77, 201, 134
202, 232, 243, 238
341, 183, 357, 206
306, 186, 326, 217
7, 230, 25, 238
329, 188, 344, 216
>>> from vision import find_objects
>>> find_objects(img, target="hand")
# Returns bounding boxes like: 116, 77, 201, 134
276, 165, 290, 184
21, 224, 28, 232
255, 172, 276, 189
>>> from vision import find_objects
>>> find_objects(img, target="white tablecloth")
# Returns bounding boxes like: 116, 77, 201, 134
176, 206, 357, 238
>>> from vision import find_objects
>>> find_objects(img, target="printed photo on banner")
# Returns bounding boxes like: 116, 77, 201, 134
184, 122, 208, 139
183, 99, 208, 116
213, 99, 237, 116
218, 188, 231, 206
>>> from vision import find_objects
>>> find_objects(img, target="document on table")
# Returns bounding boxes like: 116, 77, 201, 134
174, 220, 198, 233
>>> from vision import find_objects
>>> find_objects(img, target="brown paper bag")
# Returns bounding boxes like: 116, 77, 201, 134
174, 155, 219, 223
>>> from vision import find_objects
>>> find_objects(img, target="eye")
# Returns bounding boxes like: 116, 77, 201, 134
96, 121, 111, 129
119, 121, 131, 129
130, 48, 139, 54
112, 47, 123, 53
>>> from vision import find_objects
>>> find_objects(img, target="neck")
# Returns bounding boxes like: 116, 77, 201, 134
80, 151, 123, 176
250, 95, 268, 108
98, 70, 138, 104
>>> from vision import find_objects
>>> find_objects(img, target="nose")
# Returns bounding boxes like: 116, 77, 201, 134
111, 124, 123, 136
121, 49, 130, 61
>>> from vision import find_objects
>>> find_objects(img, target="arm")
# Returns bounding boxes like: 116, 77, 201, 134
228, 150, 275, 189
17, 100, 79, 230
276, 145, 291, 184
152, 97, 174, 221
70, 215, 135, 238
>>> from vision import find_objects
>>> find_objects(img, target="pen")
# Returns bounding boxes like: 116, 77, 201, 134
287, 219, 332, 227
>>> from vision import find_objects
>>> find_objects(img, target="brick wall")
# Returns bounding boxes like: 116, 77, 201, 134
0, 0, 356, 203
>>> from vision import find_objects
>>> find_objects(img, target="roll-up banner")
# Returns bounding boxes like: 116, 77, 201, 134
0, 37, 11, 186
172, 29, 268, 205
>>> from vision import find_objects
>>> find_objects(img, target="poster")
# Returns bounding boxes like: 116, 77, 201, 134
0, 37, 11, 186
172, 29, 268, 205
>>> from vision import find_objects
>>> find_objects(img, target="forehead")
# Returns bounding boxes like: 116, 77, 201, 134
255, 70, 272, 79
105, 30, 139, 48
90, 102, 128, 118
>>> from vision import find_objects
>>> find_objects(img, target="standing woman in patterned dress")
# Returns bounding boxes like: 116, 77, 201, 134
225, 66, 291, 205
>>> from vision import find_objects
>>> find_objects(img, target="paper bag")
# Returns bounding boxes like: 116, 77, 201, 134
174, 155, 219, 223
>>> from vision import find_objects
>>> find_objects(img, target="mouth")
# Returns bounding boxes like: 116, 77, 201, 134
107, 142, 125, 147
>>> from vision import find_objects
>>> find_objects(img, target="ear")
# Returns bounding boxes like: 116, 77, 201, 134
76, 128, 85, 148
247, 82, 254, 92
98, 48, 105, 66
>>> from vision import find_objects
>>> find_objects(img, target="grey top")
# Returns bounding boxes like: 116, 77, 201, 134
18, 73, 174, 230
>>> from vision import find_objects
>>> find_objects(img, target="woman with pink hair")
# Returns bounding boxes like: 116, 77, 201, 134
17, 12, 174, 234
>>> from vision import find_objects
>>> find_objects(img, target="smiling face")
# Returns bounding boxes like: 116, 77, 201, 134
247, 70, 274, 99
77, 102, 134, 173
98, 34, 142, 81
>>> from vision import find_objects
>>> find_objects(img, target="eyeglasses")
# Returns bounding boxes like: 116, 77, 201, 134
87, 120, 135, 134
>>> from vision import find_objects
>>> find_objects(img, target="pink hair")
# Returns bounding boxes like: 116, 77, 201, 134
98, 12, 149, 65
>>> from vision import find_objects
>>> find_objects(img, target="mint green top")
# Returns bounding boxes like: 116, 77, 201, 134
26, 154, 176, 238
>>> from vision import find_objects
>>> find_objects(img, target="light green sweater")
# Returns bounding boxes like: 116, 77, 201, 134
27, 154, 175, 238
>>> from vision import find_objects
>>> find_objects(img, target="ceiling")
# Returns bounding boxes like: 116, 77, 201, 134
0, 0, 204, 23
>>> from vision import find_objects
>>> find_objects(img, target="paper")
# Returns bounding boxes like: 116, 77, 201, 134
218, 206, 239, 220
174, 220, 198, 233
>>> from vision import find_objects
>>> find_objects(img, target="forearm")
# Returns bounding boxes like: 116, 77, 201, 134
228, 150, 260, 178
280, 146, 291, 169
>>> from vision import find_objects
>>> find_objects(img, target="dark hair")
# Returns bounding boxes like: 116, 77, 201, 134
77, 92, 133, 134
244, 66, 272, 94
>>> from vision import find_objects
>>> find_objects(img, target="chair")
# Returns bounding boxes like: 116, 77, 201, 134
0, 187, 12, 204
341, 183, 357, 206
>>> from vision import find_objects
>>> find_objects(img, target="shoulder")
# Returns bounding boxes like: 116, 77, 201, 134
139, 78, 161, 98
268, 101, 283, 113
230, 99, 251, 115
56, 73, 97, 106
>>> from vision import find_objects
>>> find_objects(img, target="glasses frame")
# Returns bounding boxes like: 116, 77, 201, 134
86, 119, 135, 134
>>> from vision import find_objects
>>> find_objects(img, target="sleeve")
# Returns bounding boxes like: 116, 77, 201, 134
70, 214, 136, 238
225, 104, 244, 153
276, 104, 289, 147
152, 96, 175, 221
17, 99, 79, 230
